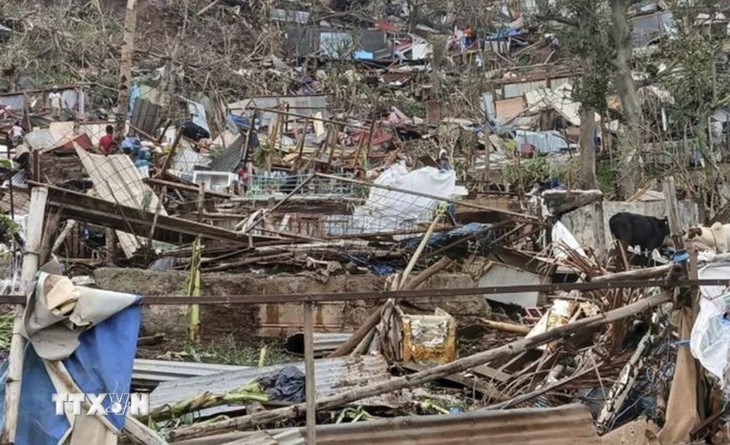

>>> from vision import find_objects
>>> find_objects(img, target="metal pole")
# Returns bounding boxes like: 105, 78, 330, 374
303, 299, 316, 445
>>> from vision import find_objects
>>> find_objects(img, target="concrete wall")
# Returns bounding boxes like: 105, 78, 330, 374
561, 200, 700, 249
93, 269, 489, 340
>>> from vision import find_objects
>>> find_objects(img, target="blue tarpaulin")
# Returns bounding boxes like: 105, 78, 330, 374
487, 28, 522, 41
0, 301, 142, 445
227, 114, 253, 130
401, 223, 494, 251
128, 84, 141, 115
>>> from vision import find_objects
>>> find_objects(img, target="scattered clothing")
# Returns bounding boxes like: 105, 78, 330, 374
258, 366, 305, 402
134, 150, 150, 178
121, 136, 142, 159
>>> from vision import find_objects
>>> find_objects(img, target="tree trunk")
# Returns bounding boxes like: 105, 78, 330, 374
579, 105, 597, 189
116, 0, 137, 142
611, 0, 642, 198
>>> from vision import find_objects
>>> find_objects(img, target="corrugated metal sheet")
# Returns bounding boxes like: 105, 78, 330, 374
24, 129, 56, 150
270, 9, 310, 24
172, 147, 211, 174
319, 32, 353, 58
133, 359, 248, 386
183, 97, 210, 133
358, 30, 389, 53
150, 355, 389, 413
177, 404, 599, 445
479, 263, 542, 307
76, 148, 166, 257
227, 95, 329, 128
292, 404, 599, 445
502, 80, 548, 99
208, 136, 244, 172
632, 11, 674, 47
284, 332, 352, 356
130, 97, 161, 136
225, 431, 280, 445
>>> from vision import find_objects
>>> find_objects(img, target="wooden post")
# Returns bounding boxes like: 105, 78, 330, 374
328, 256, 451, 358
2, 186, 48, 443
592, 196, 607, 265
157, 128, 183, 178
662, 176, 684, 250
197, 184, 205, 222
303, 299, 316, 445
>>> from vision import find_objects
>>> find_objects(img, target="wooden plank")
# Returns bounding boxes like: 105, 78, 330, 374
399, 362, 506, 401
471, 365, 513, 383
33, 182, 280, 246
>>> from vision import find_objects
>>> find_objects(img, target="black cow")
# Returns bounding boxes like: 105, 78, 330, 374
609, 212, 670, 256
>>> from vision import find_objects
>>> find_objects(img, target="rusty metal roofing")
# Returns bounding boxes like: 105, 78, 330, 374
150, 355, 390, 413
171, 404, 599, 445
295, 403, 600, 445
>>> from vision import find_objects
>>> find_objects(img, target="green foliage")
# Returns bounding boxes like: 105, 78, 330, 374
501, 156, 575, 189
661, 31, 727, 121
541, 0, 615, 113
0, 214, 20, 245
183, 334, 294, 367
596, 160, 618, 196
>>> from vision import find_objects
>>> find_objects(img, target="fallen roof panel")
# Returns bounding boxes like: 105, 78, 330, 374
150, 355, 391, 413
133, 359, 248, 386
173, 404, 600, 445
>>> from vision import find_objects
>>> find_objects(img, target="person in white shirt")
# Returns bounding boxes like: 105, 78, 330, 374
9, 121, 23, 147
48, 90, 62, 118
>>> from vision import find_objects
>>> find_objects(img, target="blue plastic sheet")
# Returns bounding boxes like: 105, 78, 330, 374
0, 301, 142, 445
401, 222, 493, 251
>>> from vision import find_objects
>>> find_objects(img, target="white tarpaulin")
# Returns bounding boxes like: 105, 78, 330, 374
552, 221, 587, 260
690, 263, 730, 386
338, 164, 456, 235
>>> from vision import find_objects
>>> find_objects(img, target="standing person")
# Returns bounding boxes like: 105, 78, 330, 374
438, 148, 450, 171
9, 121, 23, 148
98, 125, 115, 155
48, 89, 62, 118
464, 26, 474, 48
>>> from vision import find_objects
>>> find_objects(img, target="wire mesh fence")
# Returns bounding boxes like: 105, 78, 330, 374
251, 173, 451, 238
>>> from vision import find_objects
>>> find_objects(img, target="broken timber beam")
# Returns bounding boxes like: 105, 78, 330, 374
31, 182, 279, 246
168, 291, 672, 441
